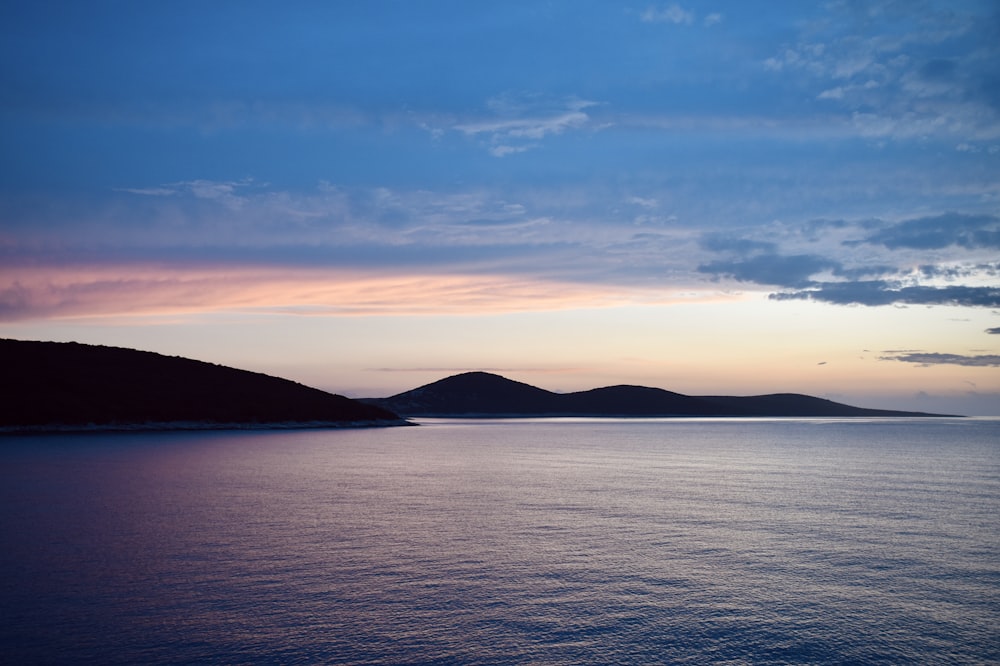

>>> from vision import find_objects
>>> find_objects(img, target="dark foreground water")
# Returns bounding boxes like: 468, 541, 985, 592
1, 418, 998, 664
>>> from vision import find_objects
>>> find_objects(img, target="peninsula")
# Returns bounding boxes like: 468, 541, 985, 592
0, 339, 407, 432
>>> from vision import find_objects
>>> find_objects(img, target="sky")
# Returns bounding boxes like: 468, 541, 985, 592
1, 1, 999, 414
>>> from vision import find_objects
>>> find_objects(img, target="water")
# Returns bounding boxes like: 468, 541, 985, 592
1, 418, 997, 664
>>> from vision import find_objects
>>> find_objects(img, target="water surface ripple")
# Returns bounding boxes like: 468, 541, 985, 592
1, 418, 997, 664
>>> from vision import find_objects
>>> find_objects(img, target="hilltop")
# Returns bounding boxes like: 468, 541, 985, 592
364, 371, 952, 418
0, 339, 407, 432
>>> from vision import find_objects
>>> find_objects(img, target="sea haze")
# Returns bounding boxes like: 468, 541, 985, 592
1, 418, 997, 664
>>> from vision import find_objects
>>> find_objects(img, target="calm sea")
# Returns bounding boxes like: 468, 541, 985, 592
1, 418, 997, 664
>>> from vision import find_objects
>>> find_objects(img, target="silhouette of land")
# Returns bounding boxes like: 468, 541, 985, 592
0, 339, 407, 431
364, 371, 953, 418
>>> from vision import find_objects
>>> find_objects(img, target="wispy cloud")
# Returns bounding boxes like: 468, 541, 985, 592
703, 13, 723, 27
626, 196, 659, 210
489, 144, 535, 158
639, 4, 722, 28
114, 178, 258, 209
112, 186, 178, 197
640, 4, 694, 25
455, 111, 590, 140
453, 95, 600, 156
0, 264, 711, 322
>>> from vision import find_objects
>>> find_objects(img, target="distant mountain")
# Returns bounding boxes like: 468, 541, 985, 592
364, 371, 952, 418
0, 339, 407, 431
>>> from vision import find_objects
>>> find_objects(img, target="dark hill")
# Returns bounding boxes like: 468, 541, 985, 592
364, 372, 951, 418
367, 371, 563, 416
696, 393, 936, 417
0, 339, 406, 431
559, 385, 715, 416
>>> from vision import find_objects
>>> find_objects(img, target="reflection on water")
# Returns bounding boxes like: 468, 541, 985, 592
1, 418, 998, 664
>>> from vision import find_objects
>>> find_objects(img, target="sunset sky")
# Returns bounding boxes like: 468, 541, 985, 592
2, 1, 999, 414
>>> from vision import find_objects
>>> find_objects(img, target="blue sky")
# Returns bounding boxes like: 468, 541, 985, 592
2, 1, 999, 413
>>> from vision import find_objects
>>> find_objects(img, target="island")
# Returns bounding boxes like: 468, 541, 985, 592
0, 339, 408, 432
362, 371, 953, 418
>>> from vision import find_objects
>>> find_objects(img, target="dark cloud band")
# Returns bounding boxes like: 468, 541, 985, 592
770, 282, 1000, 308
881, 352, 1000, 367
858, 212, 1000, 250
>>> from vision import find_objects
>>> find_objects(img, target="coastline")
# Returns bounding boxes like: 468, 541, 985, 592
0, 418, 415, 435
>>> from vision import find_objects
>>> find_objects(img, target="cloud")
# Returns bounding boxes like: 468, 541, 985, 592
453, 95, 600, 156
698, 233, 778, 256
456, 111, 590, 141
116, 178, 258, 210
2, 177, 723, 299
857, 212, 1000, 250
917, 262, 1000, 280
761, 2, 1000, 142
832, 265, 899, 280
698, 254, 840, 288
881, 352, 1000, 367
626, 196, 659, 209
770, 282, 1000, 307
640, 4, 694, 25
0, 263, 719, 323
113, 186, 178, 197
987, 327, 1000, 335
690, 214, 1000, 308
489, 144, 535, 158
102, 179, 569, 252
9, 174, 1000, 318
817, 87, 846, 100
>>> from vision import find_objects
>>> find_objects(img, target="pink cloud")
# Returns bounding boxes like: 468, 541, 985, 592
0, 263, 723, 322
